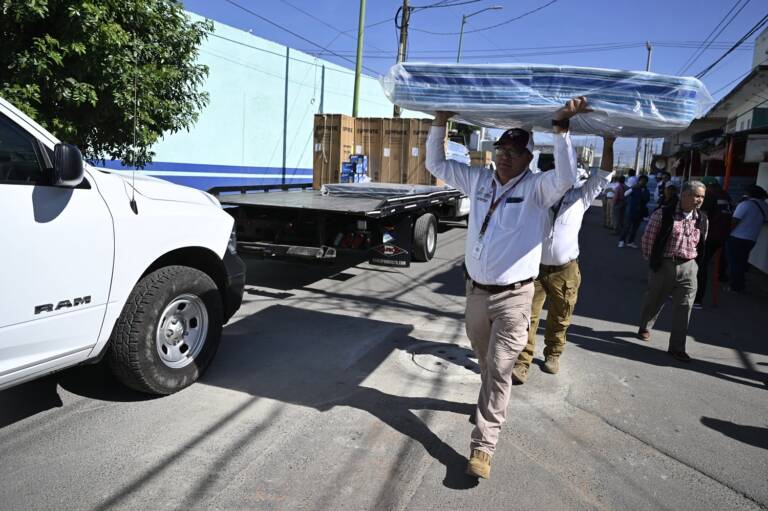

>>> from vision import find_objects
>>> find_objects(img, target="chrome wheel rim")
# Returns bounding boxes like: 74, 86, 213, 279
155, 294, 208, 369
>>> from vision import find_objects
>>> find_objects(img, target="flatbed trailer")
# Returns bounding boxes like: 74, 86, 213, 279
212, 182, 468, 267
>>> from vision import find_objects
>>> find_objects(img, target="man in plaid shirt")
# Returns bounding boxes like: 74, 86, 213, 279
637, 181, 707, 362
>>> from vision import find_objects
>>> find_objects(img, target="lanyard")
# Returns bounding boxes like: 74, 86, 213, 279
478, 170, 529, 238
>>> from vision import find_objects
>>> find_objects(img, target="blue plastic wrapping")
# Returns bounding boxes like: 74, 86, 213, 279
381, 63, 713, 137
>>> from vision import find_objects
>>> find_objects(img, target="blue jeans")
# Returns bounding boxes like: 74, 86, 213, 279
726, 236, 755, 292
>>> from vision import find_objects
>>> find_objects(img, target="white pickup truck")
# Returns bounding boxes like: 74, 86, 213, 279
0, 97, 245, 395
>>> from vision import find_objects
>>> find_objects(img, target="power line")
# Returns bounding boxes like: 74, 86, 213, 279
695, 13, 768, 78
222, 0, 380, 75
208, 32, 377, 77
411, 0, 559, 36
411, 0, 482, 10
275, 0, 389, 54
305, 42, 646, 60
297, 40, 755, 56
709, 54, 768, 98
677, 0, 751, 75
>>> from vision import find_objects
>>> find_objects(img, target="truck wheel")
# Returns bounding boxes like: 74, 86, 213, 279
108, 265, 223, 395
412, 213, 438, 262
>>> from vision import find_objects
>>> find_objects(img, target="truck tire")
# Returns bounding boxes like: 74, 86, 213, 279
412, 213, 438, 262
108, 265, 223, 395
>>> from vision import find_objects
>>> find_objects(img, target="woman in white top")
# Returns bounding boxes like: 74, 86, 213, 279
726, 184, 768, 292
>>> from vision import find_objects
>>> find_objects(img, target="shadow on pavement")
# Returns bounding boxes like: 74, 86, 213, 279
428, 260, 466, 297
566, 324, 767, 390
243, 252, 368, 291
0, 361, 154, 428
700, 417, 768, 451
205, 304, 478, 489
0, 376, 62, 428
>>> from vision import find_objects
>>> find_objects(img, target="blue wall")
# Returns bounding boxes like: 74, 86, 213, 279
109, 13, 423, 191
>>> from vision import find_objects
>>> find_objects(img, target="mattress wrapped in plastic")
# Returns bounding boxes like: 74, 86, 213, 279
381, 63, 713, 137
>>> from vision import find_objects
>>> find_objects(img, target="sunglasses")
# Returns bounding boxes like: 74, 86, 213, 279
495, 147, 527, 159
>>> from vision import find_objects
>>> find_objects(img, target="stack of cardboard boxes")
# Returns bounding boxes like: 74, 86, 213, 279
312, 114, 435, 189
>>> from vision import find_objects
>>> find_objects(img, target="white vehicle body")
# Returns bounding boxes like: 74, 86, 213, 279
0, 97, 245, 394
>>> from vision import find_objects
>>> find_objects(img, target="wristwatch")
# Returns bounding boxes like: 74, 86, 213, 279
551, 118, 570, 131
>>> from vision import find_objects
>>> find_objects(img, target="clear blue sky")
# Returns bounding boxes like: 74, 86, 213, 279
181, 0, 767, 164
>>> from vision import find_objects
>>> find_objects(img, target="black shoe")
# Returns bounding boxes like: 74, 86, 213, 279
469, 406, 477, 425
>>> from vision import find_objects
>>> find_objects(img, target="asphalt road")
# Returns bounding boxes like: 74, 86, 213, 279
1, 207, 766, 511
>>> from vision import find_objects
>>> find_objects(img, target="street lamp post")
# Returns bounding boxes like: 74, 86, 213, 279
457, 5, 503, 63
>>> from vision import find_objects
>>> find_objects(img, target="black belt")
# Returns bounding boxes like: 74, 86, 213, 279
468, 277, 534, 293
665, 255, 694, 263
540, 258, 578, 272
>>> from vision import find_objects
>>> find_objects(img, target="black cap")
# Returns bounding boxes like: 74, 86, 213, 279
494, 128, 534, 155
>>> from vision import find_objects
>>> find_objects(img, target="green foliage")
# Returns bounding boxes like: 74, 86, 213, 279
0, 0, 212, 167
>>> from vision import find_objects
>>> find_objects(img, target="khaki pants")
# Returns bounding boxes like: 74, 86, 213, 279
517, 260, 581, 368
639, 259, 697, 352
465, 280, 534, 455
605, 197, 615, 228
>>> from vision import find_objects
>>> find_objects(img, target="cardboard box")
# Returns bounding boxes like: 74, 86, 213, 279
470, 150, 493, 168
313, 114, 355, 189
380, 117, 409, 184
354, 118, 384, 181
405, 119, 432, 185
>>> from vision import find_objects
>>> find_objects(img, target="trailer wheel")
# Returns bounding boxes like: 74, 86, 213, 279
108, 265, 223, 395
413, 213, 438, 262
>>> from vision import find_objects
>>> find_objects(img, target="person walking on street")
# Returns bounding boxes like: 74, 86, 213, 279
618, 175, 650, 248
655, 182, 679, 212
612, 175, 627, 235
637, 181, 708, 362
512, 137, 615, 384
602, 176, 615, 228
694, 177, 732, 306
726, 184, 768, 293
425, 97, 589, 480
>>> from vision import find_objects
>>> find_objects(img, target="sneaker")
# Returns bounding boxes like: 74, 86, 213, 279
466, 449, 492, 479
637, 329, 651, 341
617, 241, 625, 248
542, 355, 560, 374
668, 350, 691, 363
627, 242, 638, 248
511, 363, 529, 384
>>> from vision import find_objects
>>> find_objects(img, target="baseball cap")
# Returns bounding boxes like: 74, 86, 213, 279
494, 128, 534, 156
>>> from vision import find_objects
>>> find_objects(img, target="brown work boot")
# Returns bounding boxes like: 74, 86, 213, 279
466, 449, 492, 479
511, 363, 529, 384
542, 355, 560, 374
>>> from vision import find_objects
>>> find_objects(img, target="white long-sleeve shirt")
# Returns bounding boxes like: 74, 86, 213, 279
540, 169, 613, 266
426, 126, 578, 285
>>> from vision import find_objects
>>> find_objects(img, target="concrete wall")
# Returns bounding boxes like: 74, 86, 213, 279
101, 13, 423, 190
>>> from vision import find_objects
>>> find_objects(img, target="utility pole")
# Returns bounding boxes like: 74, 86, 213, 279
456, 6, 502, 63
393, 0, 410, 118
352, 0, 366, 118
634, 41, 653, 173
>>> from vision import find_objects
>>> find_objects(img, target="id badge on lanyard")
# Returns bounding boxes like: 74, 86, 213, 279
472, 171, 528, 259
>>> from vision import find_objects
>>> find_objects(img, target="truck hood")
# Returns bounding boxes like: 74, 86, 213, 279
92, 166, 220, 207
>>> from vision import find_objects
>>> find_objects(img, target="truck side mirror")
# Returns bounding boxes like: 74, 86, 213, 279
53, 143, 84, 187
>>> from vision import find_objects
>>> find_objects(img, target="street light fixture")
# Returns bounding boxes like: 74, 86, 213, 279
456, 5, 503, 63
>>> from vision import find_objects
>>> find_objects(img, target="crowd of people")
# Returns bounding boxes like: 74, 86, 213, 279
425, 98, 768, 481
601, 169, 768, 304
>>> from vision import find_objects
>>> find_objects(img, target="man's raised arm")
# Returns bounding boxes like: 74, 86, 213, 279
425, 111, 473, 195
579, 136, 616, 205
532, 96, 592, 207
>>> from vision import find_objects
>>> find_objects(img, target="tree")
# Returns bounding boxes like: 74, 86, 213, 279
0, 0, 212, 167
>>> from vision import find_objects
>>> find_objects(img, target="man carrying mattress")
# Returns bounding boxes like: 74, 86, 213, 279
512, 136, 615, 384
426, 97, 589, 480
